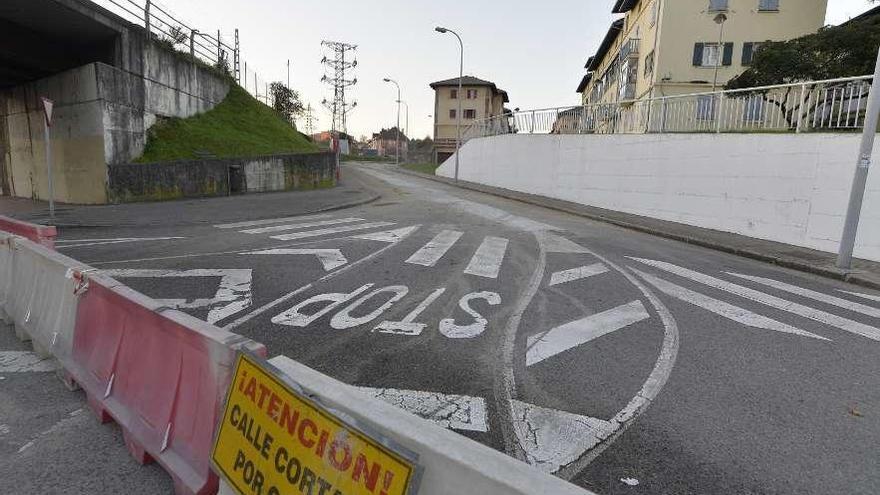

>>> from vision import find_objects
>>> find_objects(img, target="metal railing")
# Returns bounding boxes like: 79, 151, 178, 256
463, 75, 873, 140
90, 0, 276, 105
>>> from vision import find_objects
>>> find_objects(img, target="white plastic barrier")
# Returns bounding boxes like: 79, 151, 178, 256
5, 237, 89, 359
218, 356, 595, 495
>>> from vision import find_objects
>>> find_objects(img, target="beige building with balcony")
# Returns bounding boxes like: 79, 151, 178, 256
578, 0, 829, 105
430, 76, 509, 163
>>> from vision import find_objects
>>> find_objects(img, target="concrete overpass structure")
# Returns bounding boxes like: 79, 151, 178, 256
0, 0, 229, 204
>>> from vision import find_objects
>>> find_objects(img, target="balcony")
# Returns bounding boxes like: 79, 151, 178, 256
619, 38, 640, 60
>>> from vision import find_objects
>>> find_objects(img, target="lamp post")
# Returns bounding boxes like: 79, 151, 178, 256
435, 26, 463, 181
398, 100, 409, 161
711, 12, 728, 94
383, 78, 401, 166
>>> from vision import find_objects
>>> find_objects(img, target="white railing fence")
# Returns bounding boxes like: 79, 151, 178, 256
463, 75, 873, 141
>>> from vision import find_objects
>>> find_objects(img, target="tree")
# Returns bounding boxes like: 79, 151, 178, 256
725, 14, 880, 128
270, 82, 305, 124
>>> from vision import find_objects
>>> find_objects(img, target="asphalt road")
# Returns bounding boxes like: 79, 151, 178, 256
3, 162, 879, 494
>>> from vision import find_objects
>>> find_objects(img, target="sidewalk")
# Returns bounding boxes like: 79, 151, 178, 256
395, 166, 880, 291
0, 172, 379, 228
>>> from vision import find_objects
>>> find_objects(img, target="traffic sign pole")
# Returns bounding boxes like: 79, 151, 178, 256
41, 98, 55, 218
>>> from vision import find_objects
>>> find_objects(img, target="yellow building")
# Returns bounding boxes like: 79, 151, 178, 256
430, 76, 509, 163
579, 0, 829, 105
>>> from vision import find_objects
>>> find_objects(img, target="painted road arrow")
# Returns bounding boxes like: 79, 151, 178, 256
245, 248, 349, 271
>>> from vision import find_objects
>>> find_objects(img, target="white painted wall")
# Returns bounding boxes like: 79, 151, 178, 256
437, 133, 880, 262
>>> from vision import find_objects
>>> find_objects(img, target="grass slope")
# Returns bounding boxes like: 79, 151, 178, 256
401, 162, 439, 175
136, 84, 318, 163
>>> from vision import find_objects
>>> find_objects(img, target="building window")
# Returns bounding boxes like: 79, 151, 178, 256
650, 0, 658, 26
758, 0, 779, 11
449, 109, 457, 119
645, 50, 655, 77
450, 89, 458, 99
696, 95, 716, 121
466, 89, 479, 99
708, 0, 728, 11
742, 42, 762, 65
693, 42, 733, 67
464, 109, 477, 119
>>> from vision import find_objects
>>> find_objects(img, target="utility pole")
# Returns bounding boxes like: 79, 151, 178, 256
383, 78, 401, 165
838, 46, 880, 269
320, 40, 358, 136
435, 26, 464, 181
234, 29, 241, 84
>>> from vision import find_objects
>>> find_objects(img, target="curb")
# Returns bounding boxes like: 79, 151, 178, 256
394, 167, 880, 292
19, 192, 382, 229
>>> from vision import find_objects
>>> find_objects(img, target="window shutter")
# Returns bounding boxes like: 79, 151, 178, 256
693, 43, 704, 66
722, 42, 734, 66
742, 42, 754, 65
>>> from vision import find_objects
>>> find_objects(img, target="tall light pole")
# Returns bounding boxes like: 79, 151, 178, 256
398, 100, 409, 161
711, 13, 727, 94
435, 26, 463, 181
383, 78, 401, 166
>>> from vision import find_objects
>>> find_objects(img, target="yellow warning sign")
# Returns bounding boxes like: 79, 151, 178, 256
212, 353, 418, 495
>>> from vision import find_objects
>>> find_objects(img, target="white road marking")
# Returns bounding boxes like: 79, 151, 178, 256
0, 351, 58, 372
630, 258, 880, 342
464, 236, 509, 279
240, 218, 364, 234
405, 230, 463, 267
271, 222, 395, 241
526, 301, 651, 366
632, 268, 830, 341
213, 214, 331, 229
101, 269, 252, 324
541, 232, 591, 254
838, 290, 880, 303
330, 286, 410, 330
375, 288, 446, 336
439, 291, 502, 339
350, 225, 420, 243
621, 478, 640, 487
358, 387, 488, 432
511, 399, 612, 474
244, 248, 348, 271
16, 409, 85, 455
56, 237, 185, 249
728, 273, 880, 319
549, 263, 609, 287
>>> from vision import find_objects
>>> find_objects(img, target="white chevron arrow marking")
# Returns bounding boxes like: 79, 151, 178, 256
245, 248, 348, 271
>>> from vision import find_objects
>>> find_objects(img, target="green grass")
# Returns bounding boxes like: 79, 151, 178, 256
401, 162, 439, 175
136, 84, 318, 163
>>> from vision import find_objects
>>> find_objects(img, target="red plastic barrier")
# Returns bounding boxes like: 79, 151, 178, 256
64, 276, 266, 495
0, 215, 57, 249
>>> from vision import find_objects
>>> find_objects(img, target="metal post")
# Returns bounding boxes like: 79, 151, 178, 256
837, 46, 880, 269
190, 29, 197, 57
455, 36, 463, 181
217, 29, 222, 64
796, 83, 808, 133
44, 120, 54, 218
711, 14, 727, 94
716, 93, 724, 133
531, 110, 536, 133
144, 0, 152, 36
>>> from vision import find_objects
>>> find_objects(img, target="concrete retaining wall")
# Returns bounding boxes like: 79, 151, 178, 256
107, 151, 337, 203
438, 133, 880, 262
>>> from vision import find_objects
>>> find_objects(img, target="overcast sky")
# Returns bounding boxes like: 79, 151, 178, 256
108, 0, 877, 139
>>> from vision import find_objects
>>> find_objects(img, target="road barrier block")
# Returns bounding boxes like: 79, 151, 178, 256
65, 276, 267, 495
216, 355, 595, 495
0, 233, 13, 325
4, 239, 89, 358
0, 215, 57, 249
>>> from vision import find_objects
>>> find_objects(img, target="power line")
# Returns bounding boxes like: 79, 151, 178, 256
320, 40, 358, 135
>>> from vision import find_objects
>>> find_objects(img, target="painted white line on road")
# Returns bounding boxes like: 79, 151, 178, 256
240, 218, 364, 234
632, 268, 830, 341
102, 269, 252, 324
630, 258, 880, 342
464, 236, 509, 279
729, 273, 880, 319
0, 351, 58, 373
405, 230, 464, 267
549, 263, 609, 287
271, 222, 395, 241
245, 248, 348, 271
16, 409, 85, 455
375, 288, 446, 336
526, 300, 650, 366
56, 237, 186, 249
214, 214, 331, 229
358, 387, 488, 432
511, 399, 612, 474
351, 225, 420, 243
838, 290, 880, 303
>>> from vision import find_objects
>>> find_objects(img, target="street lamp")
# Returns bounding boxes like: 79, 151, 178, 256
435, 26, 463, 181
383, 77, 401, 166
711, 12, 728, 94
398, 100, 409, 160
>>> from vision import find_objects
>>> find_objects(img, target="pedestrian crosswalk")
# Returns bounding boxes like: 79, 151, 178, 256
219, 215, 513, 280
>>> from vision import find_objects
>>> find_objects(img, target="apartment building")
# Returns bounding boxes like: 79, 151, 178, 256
430, 76, 509, 163
578, 0, 828, 105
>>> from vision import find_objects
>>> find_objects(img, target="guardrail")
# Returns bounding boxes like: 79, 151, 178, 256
464, 75, 873, 139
